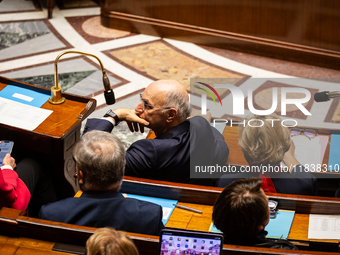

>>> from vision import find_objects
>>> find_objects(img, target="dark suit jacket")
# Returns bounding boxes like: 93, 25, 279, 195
39, 190, 164, 236
216, 165, 318, 196
84, 116, 229, 186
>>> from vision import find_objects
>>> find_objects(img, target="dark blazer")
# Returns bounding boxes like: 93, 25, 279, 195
225, 230, 297, 250
216, 165, 318, 196
39, 190, 164, 236
84, 116, 229, 186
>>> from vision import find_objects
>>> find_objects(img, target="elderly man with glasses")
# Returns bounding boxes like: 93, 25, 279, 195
83, 79, 229, 186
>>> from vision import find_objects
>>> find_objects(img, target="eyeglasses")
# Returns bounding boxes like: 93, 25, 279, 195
290, 128, 317, 140
139, 94, 171, 111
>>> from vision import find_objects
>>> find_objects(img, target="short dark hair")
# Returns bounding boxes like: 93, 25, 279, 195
73, 131, 126, 190
212, 178, 269, 241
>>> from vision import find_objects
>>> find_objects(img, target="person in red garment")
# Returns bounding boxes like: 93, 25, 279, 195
0, 153, 30, 210
0, 152, 56, 216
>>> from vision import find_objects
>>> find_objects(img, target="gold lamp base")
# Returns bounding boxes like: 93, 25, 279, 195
49, 86, 66, 104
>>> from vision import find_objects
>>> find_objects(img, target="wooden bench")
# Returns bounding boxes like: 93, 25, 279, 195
1, 207, 340, 255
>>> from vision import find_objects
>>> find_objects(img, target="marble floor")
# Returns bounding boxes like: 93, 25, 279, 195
1, 0, 340, 138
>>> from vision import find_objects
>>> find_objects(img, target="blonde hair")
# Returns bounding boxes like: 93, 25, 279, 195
238, 114, 291, 165
86, 228, 139, 255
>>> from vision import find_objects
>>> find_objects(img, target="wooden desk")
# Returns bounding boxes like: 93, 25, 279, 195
0, 234, 74, 255
166, 202, 340, 249
68, 177, 340, 250
0, 76, 96, 199
121, 176, 340, 251
166, 202, 213, 232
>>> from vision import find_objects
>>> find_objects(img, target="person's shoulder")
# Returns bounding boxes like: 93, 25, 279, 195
269, 239, 298, 250
128, 137, 156, 151
40, 197, 76, 211
188, 115, 210, 124
124, 197, 162, 209
1, 168, 18, 177
245, 232, 297, 250
39, 197, 76, 220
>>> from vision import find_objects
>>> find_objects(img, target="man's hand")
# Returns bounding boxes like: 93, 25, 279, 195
2, 154, 16, 169
108, 108, 149, 133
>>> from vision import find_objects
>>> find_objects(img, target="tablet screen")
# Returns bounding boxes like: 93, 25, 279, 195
159, 229, 223, 255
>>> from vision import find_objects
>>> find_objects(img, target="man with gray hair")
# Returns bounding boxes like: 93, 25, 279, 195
39, 131, 164, 236
84, 79, 229, 186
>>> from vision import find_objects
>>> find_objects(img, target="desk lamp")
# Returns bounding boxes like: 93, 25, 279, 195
48, 50, 115, 105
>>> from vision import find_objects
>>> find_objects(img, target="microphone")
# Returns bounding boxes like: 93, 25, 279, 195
103, 72, 115, 105
314, 91, 340, 102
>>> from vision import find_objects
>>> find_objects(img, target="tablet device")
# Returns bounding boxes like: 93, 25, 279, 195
159, 229, 223, 255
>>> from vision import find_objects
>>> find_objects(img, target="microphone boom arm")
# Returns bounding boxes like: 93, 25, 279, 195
49, 50, 115, 105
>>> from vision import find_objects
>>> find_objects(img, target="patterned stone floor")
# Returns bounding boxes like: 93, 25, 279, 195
1, 0, 340, 141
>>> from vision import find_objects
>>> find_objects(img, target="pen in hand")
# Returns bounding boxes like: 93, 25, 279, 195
173, 204, 202, 214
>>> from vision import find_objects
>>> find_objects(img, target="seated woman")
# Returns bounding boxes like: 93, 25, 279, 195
1, 153, 56, 216
1, 154, 30, 211
213, 178, 297, 249
86, 227, 139, 255
216, 114, 317, 195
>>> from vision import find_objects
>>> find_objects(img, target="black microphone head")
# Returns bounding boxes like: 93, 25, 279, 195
314, 91, 329, 102
104, 90, 115, 105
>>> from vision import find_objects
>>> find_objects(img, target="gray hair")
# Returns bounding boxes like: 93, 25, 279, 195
73, 131, 126, 190
163, 90, 190, 122
238, 113, 291, 166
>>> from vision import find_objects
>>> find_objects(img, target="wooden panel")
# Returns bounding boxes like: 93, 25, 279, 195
0, 244, 17, 255
0, 235, 77, 255
121, 176, 340, 214
100, 0, 340, 70
1, 208, 340, 254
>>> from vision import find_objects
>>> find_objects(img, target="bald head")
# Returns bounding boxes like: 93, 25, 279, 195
135, 80, 191, 135
148, 80, 189, 101
146, 80, 190, 122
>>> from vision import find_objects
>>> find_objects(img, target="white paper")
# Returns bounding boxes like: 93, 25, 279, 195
308, 214, 340, 239
162, 207, 172, 220
291, 136, 322, 166
0, 97, 52, 131
12, 93, 33, 102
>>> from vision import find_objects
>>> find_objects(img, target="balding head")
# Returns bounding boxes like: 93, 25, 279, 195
149, 80, 190, 122
135, 80, 191, 136
148, 80, 189, 101
73, 131, 126, 191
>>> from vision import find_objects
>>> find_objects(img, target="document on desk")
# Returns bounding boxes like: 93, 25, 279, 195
265, 210, 295, 239
0, 85, 50, 108
308, 214, 340, 239
0, 97, 52, 131
291, 135, 329, 167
